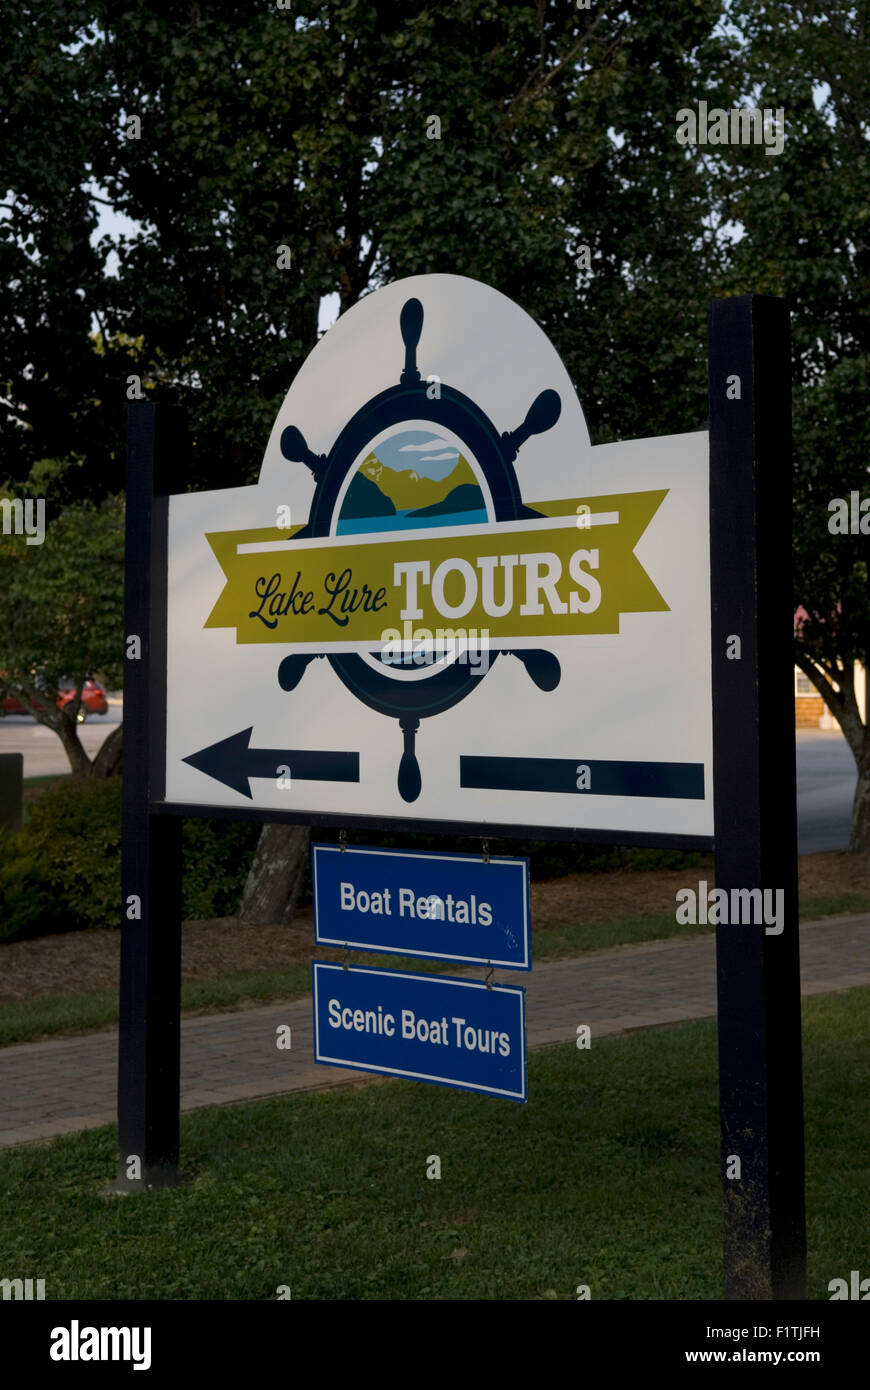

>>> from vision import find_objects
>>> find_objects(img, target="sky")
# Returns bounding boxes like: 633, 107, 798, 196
372, 429, 461, 481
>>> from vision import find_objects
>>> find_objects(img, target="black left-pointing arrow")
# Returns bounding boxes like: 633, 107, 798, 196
183, 727, 359, 799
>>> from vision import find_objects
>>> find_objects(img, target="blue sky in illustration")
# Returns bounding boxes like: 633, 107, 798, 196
372, 429, 460, 481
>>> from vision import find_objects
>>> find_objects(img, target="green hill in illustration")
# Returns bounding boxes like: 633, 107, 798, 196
340, 470, 396, 520
360, 453, 476, 510
407, 482, 485, 517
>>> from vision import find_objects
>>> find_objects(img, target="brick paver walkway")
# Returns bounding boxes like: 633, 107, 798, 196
2, 913, 869, 1148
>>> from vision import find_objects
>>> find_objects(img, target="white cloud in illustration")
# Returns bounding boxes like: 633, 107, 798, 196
399, 438, 455, 452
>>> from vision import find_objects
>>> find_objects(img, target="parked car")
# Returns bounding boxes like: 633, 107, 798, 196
0, 677, 109, 723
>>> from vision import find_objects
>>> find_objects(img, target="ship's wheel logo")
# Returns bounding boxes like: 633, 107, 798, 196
189, 294, 669, 806
273, 297, 563, 802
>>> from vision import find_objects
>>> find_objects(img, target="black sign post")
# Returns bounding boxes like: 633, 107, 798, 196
0, 752, 23, 831
116, 297, 807, 1294
709, 294, 806, 1298
116, 402, 184, 1190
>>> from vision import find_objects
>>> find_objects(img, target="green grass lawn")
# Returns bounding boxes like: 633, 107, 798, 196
2, 892, 868, 1048
0, 987, 867, 1300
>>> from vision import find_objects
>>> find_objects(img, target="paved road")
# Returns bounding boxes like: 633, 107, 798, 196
2, 912, 868, 1150
0, 700, 122, 777
1, 707, 858, 851
796, 729, 857, 854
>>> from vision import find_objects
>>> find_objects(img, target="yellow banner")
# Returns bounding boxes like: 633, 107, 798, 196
203, 491, 668, 646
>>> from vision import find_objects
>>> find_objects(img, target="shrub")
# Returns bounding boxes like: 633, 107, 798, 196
304, 826, 710, 893
0, 775, 711, 944
0, 778, 121, 940
0, 846, 66, 942
0, 777, 259, 941
182, 816, 261, 920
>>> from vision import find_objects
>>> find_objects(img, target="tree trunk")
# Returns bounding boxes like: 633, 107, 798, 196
849, 757, 870, 852
795, 654, 869, 854
238, 822, 310, 925
829, 679, 870, 855
55, 715, 93, 778
91, 722, 123, 777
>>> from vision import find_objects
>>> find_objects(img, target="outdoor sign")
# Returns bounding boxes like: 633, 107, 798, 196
311, 843, 531, 969
312, 962, 527, 1102
123, 290, 806, 1298
164, 274, 713, 840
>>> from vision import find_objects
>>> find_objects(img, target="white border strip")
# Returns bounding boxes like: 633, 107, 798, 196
312, 962, 527, 1102
312, 844, 530, 970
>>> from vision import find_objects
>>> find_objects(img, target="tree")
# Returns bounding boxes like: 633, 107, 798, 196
237, 823, 309, 926
0, 0, 729, 509
0, 1, 131, 499
0, 472, 124, 778
791, 358, 869, 850
18, 0, 866, 905
721, 0, 870, 849
69, 1, 725, 917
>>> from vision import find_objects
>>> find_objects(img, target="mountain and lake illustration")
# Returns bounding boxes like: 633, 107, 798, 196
336, 428, 487, 535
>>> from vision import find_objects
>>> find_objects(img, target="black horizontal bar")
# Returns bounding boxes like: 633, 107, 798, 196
248, 748, 359, 781
460, 756, 705, 799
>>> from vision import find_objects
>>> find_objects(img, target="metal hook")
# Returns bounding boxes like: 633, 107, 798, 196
341, 944, 351, 971
482, 839, 490, 864
339, 829, 348, 852
484, 965, 494, 990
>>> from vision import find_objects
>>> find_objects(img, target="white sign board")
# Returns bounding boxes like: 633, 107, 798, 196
164, 274, 712, 838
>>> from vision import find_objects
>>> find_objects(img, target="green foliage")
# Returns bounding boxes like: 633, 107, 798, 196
0, 779, 122, 941
2, 1, 868, 837
0, 489, 125, 702
0, 2, 115, 490
0, 847, 64, 942
792, 356, 870, 688
1, 2, 726, 494
0, 776, 701, 943
722, 2, 870, 704
181, 817, 261, 922
0, 779, 258, 941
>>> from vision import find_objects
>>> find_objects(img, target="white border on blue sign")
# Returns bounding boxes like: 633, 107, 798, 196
311, 843, 531, 970
312, 960, 527, 1103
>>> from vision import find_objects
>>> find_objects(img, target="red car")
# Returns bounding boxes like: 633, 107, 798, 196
0, 677, 109, 723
